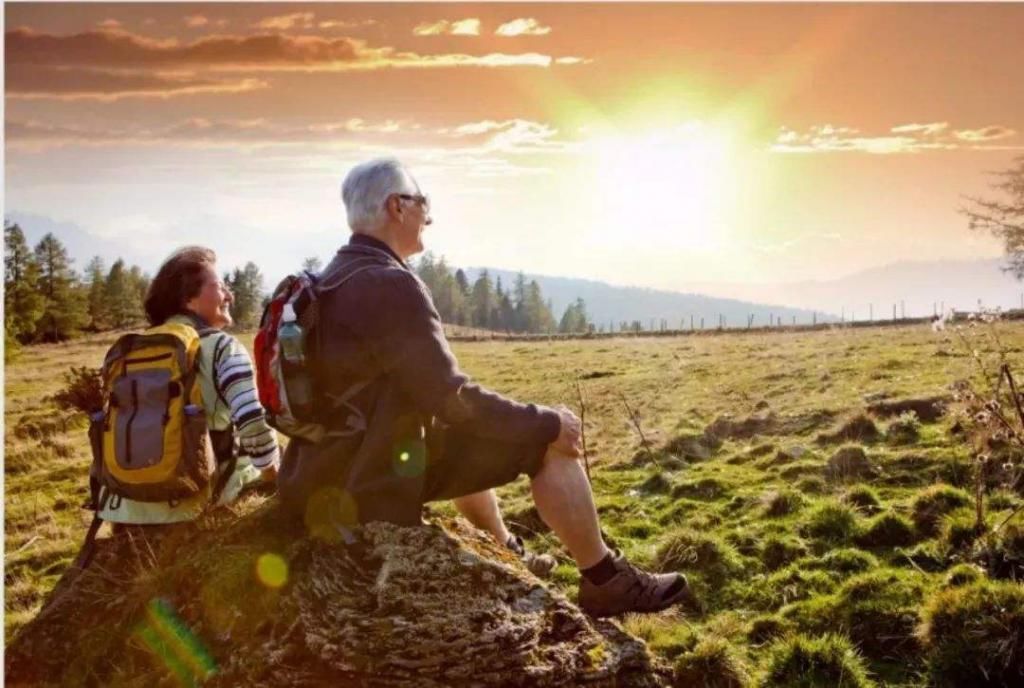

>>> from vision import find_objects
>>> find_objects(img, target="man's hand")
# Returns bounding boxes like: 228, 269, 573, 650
261, 465, 278, 484
550, 405, 582, 457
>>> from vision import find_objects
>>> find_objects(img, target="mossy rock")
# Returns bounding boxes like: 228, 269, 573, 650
761, 633, 876, 688
672, 637, 752, 688
911, 484, 972, 536
918, 579, 1024, 687
4, 509, 670, 687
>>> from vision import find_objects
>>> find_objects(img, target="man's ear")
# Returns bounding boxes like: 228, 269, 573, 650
385, 194, 402, 221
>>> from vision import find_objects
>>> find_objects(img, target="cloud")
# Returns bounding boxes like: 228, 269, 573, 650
97, 19, 122, 30
495, 18, 552, 37
5, 67, 267, 101
954, 126, 1016, 142
318, 19, 377, 30
254, 12, 315, 31
554, 56, 591, 65
891, 122, 948, 135
184, 15, 209, 28
441, 119, 570, 154
413, 19, 481, 36
4, 27, 585, 79
772, 122, 1020, 154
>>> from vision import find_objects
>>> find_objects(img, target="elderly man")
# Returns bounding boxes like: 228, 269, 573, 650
278, 158, 695, 617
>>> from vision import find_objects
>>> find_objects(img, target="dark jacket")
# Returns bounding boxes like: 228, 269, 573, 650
277, 234, 561, 525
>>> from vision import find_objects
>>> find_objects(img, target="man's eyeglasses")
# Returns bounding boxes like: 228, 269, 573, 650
398, 193, 430, 212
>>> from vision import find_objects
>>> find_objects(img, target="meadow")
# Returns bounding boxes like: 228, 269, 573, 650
5, 321, 1024, 686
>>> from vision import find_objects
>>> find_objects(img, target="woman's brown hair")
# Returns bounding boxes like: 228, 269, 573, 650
144, 246, 217, 325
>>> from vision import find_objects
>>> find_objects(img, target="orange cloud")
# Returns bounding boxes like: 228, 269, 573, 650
254, 12, 315, 31
413, 19, 481, 36
184, 15, 209, 28
97, 19, 122, 30
495, 18, 552, 37
5, 66, 267, 101
772, 122, 1020, 153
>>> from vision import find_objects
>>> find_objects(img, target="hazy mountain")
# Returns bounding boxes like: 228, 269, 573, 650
681, 258, 1020, 320
463, 268, 831, 330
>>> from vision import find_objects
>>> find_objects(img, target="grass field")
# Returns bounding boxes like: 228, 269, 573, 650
5, 322, 1024, 686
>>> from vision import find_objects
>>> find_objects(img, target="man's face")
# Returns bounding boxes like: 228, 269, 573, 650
395, 192, 432, 258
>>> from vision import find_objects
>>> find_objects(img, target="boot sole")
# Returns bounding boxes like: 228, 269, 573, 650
581, 584, 696, 619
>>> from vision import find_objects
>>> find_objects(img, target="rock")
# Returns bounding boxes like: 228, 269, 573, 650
825, 446, 878, 483
867, 396, 948, 423
5, 509, 670, 687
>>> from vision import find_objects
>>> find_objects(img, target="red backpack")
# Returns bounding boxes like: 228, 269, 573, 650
254, 265, 375, 444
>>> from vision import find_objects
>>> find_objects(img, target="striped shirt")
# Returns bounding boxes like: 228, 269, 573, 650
204, 330, 280, 470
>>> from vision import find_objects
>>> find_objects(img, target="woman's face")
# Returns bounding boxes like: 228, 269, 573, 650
186, 265, 233, 329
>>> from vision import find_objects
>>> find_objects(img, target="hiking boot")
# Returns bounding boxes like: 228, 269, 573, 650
578, 550, 698, 618
506, 535, 557, 579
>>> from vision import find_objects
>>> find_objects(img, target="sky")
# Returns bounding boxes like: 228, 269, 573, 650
4, 2, 1024, 291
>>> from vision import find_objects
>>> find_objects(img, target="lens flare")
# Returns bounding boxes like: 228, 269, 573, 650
256, 552, 289, 588
135, 597, 216, 687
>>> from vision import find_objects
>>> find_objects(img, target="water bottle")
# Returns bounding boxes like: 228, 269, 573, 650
279, 303, 313, 416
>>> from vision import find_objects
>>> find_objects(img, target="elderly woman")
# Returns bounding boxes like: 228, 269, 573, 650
98, 246, 279, 524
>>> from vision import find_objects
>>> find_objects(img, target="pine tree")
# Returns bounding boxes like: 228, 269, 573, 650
559, 297, 590, 334
84, 256, 108, 330
302, 256, 323, 274
128, 265, 150, 321
229, 262, 264, 329
471, 270, 494, 329
104, 259, 136, 328
33, 233, 86, 341
4, 222, 45, 343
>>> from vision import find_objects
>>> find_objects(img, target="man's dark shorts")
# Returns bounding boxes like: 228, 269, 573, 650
422, 424, 549, 502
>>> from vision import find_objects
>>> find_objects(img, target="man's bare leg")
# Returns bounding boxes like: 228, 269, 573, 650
453, 489, 512, 545
530, 447, 609, 569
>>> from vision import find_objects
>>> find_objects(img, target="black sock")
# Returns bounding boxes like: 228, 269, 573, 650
581, 552, 618, 585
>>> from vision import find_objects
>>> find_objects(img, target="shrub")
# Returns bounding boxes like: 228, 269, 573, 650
801, 501, 861, 545
856, 512, 918, 548
762, 535, 808, 571
673, 637, 752, 688
943, 563, 984, 587
655, 530, 744, 579
761, 634, 875, 688
918, 579, 1024, 687
911, 484, 972, 536
842, 485, 882, 514
764, 489, 805, 518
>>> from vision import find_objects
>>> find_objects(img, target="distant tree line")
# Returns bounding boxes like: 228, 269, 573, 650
3, 221, 269, 353
412, 253, 592, 334
4, 219, 590, 355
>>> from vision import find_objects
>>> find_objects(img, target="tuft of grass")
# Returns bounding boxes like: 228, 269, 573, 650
747, 615, 793, 645
795, 476, 827, 494
856, 512, 918, 548
763, 489, 806, 518
917, 579, 1024, 687
671, 477, 731, 501
942, 563, 984, 588
911, 484, 972, 536
762, 535, 809, 572
825, 445, 877, 483
976, 522, 1024, 580
761, 633, 876, 688
673, 636, 752, 688
817, 414, 881, 445
801, 501, 862, 545
655, 529, 744, 579
810, 548, 879, 577
831, 569, 927, 662
842, 485, 882, 514
940, 508, 986, 551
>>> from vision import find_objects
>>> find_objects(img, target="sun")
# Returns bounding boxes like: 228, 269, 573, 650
583, 122, 738, 252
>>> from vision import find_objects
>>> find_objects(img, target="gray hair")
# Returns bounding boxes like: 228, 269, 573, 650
341, 158, 419, 232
